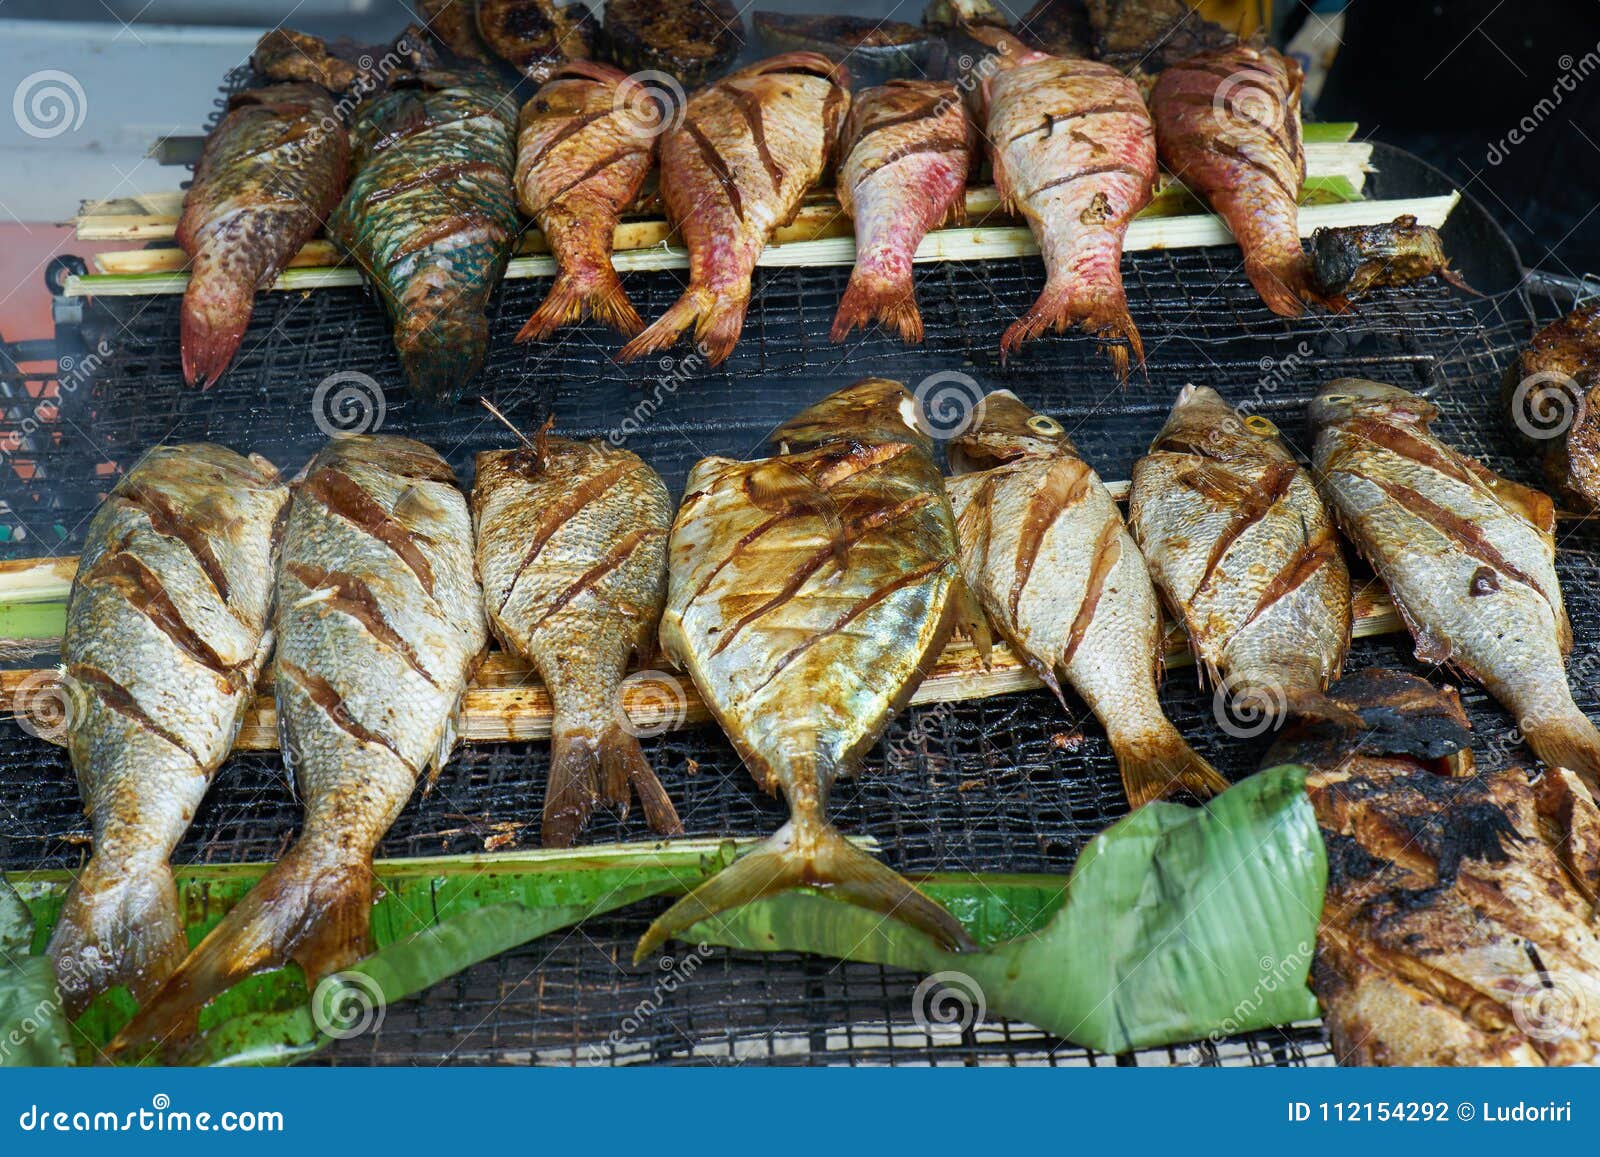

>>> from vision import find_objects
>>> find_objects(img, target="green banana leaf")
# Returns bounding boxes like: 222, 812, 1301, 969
0, 875, 74, 1066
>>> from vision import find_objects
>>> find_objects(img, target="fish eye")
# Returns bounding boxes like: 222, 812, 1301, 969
1321, 394, 1353, 404
1026, 415, 1063, 436
1243, 415, 1278, 436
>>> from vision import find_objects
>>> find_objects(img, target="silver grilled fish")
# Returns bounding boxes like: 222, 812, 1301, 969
948, 390, 1228, 808
48, 444, 286, 1014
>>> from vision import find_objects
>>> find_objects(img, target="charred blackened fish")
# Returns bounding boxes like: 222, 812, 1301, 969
252, 26, 436, 91
477, 0, 597, 79
637, 378, 979, 961
415, 0, 495, 62
177, 85, 349, 387
977, 31, 1156, 372
1503, 302, 1600, 512
47, 445, 286, 1014
1310, 379, 1600, 790
331, 70, 519, 404
604, 0, 745, 87
514, 62, 656, 342
1310, 214, 1472, 302
1129, 386, 1351, 726
619, 53, 851, 367
753, 13, 937, 83
1267, 669, 1600, 1067
114, 436, 486, 1049
473, 425, 681, 846
832, 80, 973, 345
1150, 44, 1317, 317
948, 390, 1227, 807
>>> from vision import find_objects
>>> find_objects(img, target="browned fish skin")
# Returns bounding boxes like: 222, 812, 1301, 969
514, 62, 656, 342
1504, 302, 1600, 512
477, 0, 596, 79
48, 444, 286, 1014
415, 0, 495, 62
636, 379, 978, 961
473, 431, 681, 846
1310, 213, 1472, 301
113, 436, 486, 1053
618, 53, 851, 366
1129, 385, 1351, 725
948, 390, 1227, 808
177, 85, 349, 387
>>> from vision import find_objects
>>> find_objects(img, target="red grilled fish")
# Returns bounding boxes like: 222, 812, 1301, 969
832, 80, 974, 344
177, 84, 349, 386
515, 62, 656, 342
619, 52, 851, 366
1150, 44, 1317, 317
978, 31, 1155, 374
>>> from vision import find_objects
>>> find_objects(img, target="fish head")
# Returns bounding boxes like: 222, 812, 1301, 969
1152, 384, 1292, 464
768, 378, 928, 453
1309, 379, 1438, 432
947, 390, 1072, 473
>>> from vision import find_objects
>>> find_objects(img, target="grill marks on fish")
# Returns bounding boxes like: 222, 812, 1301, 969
1191, 459, 1298, 598
116, 482, 232, 603
1059, 513, 1123, 670
729, 86, 786, 191
85, 551, 235, 678
66, 662, 205, 767
521, 525, 666, 638
302, 466, 436, 595
682, 116, 746, 221
497, 458, 640, 613
276, 657, 419, 775
283, 561, 440, 687
1009, 457, 1092, 622
1239, 528, 1341, 631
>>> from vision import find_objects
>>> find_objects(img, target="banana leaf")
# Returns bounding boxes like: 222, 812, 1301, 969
0, 875, 74, 1066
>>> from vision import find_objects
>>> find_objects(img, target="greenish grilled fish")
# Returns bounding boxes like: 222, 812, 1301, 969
948, 390, 1228, 808
331, 70, 519, 404
114, 436, 487, 1050
473, 426, 681, 846
636, 378, 982, 962
48, 444, 286, 1014
1310, 379, 1600, 791
1130, 385, 1352, 726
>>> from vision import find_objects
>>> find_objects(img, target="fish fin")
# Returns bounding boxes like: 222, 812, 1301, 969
108, 843, 373, 1059
1110, 721, 1229, 809
633, 821, 973, 964
543, 727, 602, 848
180, 292, 252, 388
951, 575, 992, 664
516, 266, 644, 343
745, 461, 848, 567
47, 857, 187, 1017
830, 270, 924, 344
1522, 708, 1600, 796
999, 278, 1143, 378
1282, 685, 1366, 732
1244, 253, 1316, 319
597, 720, 683, 838
619, 283, 750, 367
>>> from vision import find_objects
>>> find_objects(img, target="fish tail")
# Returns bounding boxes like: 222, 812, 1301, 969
1110, 720, 1230, 809
830, 268, 924, 344
1522, 705, 1600, 795
396, 312, 490, 405
1244, 251, 1315, 318
618, 283, 749, 367
632, 819, 972, 964
999, 278, 1143, 377
179, 285, 252, 388
543, 727, 602, 849
517, 265, 644, 343
47, 855, 187, 1016
1282, 685, 1365, 731
108, 841, 372, 1058
597, 719, 682, 839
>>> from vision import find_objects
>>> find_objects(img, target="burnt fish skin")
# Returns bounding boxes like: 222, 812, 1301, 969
1310, 379, 1600, 791
636, 378, 981, 962
178, 84, 349, 387
948, 391, 1228, 808
473, 429, 682, 846
1130, 385, 1352, 725
114, 436, 486, 1050
331, 70, 519, 404
47, 445, 286, 1014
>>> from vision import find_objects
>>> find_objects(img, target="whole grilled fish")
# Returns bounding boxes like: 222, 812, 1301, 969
178, 85, 349, 387
948, 391, 1228, 808
1129, 385, 1351, 726
1310, 379, 1600, 791
115, 436, 486, 1049
1503, 302, 1600, 512
977, 30, 1156, 372
473, 427, 681, 845
636, 378, 979, 961
1150, 44, 1317, 317
514, 62, 656, 342
331, 70, 519, 404
47, 445, 286, 1014
619, 53, 851, 367
831, 80, 974, 345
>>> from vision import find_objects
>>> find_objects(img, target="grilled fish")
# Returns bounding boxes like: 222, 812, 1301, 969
948, 390, 1227, 807
47, 445, 286, 1014
177, 85, 349, 387
331, 70, 519, 404
752, 13, 937, 84
831, 80, 974, 345
1310, 379, 1600, 791
415, 0, 495, 62
514, 62, 656, 343
619, 53, 851, 367
603, 0, 745, 87
473, 425, 681, 846
1310, 214, 1473, 302
114, 436, 487, 1049
1129, 385, 1351, 726
977, 30, 1157, 372
1503, 302, 1600, 512
636, 378, 979, 961
476, 0, 597, 80
1150, 44, 1317, 317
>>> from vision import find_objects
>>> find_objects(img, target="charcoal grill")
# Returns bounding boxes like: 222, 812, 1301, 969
2, 139, 1593, 1065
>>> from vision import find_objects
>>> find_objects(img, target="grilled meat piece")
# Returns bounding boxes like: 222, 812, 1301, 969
604, 0, 745, 87
177, 84, 349, 388
619, 53, 851, 367
252, 27, 436, 91
1310, 379, 1600, 792
1310, 214, 1473, 301
47, 445, 286, 1015
416, 0, 495, 62
113, 436, 487, 1052
924, 0, 1011, 30
636, 378, 980, 962
832, 80, 974, 345
949, 390, 1227, 808
1150, 44, 1318, 317
753, 13, 937, 84
1084, 0, 1237, 71
477, 0, 597, 80
1503, 302, 1600, 512
331, 69, 519, 404
1129, 385, 1351, 727
473, 427, 681, 846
